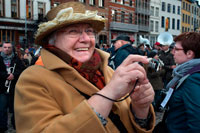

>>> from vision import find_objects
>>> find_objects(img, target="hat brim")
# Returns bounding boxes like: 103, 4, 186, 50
35, 19, 105, 46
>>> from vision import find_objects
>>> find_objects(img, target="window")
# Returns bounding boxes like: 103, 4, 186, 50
129, 0, 132, 6
155, 21, 159, 32
0, 0, 4, 16
172, 18, 175, 29
177, 19, 180, 30
161, 16, 165, 28
188, 16, 190, 24
99, 0, 104, 7
167, 4, 171, 13
182, 14, 185, 22
89, 0, 95, 5
182, 27, 184, 33
151, 6, 154, 16
27, 0, 33, 19
167, 17, 170, 29
129, 13, 132, 24
192, 6, 194, 14
177, 6, 180, 14
11, 0, 19, 18
192, 17, 193, 25
162, 2, 165, 11
120, 0, 125, 5
79, 0, 86, 3
188, 5, 190, 12
38, 2, 45, 20
150, 20, 154, 32
121, 11, 125, 23
185, 15, 187, 23
173, 5, 175, 14
155, 7, 159, 17
112, 10, 117, 21
186, 3, 188, 11
183, 2, 185, 9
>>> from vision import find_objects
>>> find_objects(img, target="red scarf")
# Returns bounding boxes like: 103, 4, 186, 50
45, 45, 105, 89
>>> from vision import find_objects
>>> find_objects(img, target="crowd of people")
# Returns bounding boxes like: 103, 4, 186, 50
0, 1, 200, 133
0, 43, 41, 132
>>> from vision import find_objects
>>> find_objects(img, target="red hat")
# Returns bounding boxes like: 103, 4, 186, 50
154, 42, 160, 46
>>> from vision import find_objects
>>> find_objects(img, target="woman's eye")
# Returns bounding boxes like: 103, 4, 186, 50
68, 29, 78, 35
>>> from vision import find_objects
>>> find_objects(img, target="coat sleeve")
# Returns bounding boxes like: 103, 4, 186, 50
14, 66, 107, 133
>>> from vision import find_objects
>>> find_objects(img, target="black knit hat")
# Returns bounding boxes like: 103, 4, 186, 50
111, 35, 132, 43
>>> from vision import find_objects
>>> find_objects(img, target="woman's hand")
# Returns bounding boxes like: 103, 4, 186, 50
130, 82, 154, 118
100, 55, 149, 100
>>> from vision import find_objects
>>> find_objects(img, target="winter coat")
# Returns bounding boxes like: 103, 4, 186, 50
147, 66, 165, 90
0, 53, 25, 94
158, 50, 175, 84
108, 44, 140, 69
15, 48, 155, 133
166, 73, 200, 133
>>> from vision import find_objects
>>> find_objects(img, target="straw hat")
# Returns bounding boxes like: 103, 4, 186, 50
35, 2, 106, 46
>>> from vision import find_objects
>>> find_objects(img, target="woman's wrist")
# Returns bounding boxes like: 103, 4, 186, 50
131, 104, 150, 119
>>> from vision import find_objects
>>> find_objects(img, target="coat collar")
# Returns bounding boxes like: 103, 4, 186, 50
40, 48, 112, 96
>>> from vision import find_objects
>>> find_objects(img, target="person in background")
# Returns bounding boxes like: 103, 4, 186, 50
147, 51, 165, 112
108, 35, 139, 69
0, 42, 25, 132
15, 2, 155, 132
158, 42, 176, 88
153, 42, 162, 53
23, 48, 32, 66
155, 32, 200, 133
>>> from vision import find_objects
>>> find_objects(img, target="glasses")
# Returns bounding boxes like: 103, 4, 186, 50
63, 28, 96, 38
174, 46, 184, 51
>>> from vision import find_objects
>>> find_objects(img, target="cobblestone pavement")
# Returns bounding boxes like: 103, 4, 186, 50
6, 111, 164, 132
6, 113, 15, 133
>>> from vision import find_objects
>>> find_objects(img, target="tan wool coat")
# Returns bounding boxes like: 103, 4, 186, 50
15, 49, 155, 133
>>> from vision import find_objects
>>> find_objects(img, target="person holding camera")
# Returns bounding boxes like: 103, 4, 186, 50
14, 2, 155, 133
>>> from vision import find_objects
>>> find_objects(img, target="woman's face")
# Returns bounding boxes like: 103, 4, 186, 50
173, 41, 190, 65
54, 23, 96, 63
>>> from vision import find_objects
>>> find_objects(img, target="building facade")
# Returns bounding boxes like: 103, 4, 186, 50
190, 0, 200, 32
160, 0, 181, 37
108, 0, 137, 44
0, 0, 50, 47
149, 0, 161, 47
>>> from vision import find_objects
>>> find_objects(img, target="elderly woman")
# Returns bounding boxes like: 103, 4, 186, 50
15, 2, 155, 133
155, 32, 200, 133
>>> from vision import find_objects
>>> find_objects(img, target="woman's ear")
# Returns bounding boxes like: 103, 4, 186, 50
186, 50, 195, 59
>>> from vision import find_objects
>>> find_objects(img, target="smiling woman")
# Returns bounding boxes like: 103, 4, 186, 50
14, 2, 156, 133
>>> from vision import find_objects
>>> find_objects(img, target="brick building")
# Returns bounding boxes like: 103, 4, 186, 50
50, 0, 109, 46
0, 0, 51, 48
108, 0, 137, 44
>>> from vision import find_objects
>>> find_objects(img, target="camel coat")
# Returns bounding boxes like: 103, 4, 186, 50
15, 49, 155, 133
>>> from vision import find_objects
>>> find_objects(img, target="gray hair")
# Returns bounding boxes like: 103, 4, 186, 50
48, 32, 57, 45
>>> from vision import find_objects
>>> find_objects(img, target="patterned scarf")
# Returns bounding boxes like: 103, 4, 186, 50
45, 45, 105, 89
1, 51, 14, 68
166, 58, 200, 90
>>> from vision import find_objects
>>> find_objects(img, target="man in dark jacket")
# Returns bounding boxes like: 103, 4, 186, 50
0, 42, 25, 132
108, 35, 141, 70
158, 44, 176, 88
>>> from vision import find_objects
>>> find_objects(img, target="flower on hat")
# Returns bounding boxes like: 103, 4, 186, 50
35, 2, 106, 46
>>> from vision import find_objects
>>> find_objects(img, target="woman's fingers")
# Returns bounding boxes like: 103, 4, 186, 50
120, 55, 149, 67
131, 83, 154, 106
